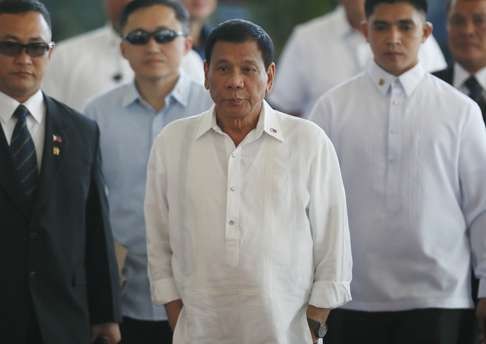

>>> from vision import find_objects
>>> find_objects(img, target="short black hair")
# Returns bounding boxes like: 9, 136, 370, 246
119, 0, 189, 33
0, 0, 52, 30
365, 0, 428, 17
205, 19, 274, 69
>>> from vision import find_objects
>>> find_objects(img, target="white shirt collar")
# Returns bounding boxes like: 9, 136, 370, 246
0, 89, 45, 125
367, 60, 426, 97
453, 62, 486, 91
196, 101, 284, 142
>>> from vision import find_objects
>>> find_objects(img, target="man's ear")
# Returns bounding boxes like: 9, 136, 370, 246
204, 61, 209, 90
265, 62, 276, 95
361, 20, 369, 41
422, 21, 433, 43
183, 36, 193, 56
120, 41, 127, 59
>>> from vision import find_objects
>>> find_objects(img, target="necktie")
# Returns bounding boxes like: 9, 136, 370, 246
464, 76, 486, 121
10, 104, 39, 200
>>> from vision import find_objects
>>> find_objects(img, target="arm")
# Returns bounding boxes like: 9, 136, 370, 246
306, 305, 330, 343
144, 134, 181, 306
165, 299, 184, 331
85, 124, 121, 340
307, 132, 352, 313
458, 102, 486, 338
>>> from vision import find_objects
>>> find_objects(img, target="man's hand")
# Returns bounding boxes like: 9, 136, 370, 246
91, 322, 121, 344
166, 299, 184, 331
477, 299, 486, 343
307, 305, 330, 343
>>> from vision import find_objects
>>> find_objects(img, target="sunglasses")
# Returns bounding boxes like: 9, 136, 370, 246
0, 41, 54, 57
124, 29, 185, 45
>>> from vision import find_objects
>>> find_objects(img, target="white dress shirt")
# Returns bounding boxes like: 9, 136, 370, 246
0, 90, 45, 169
310, 61, 486, 312
43, 25, 205, 112
270, 6, 447, 116
145, 101, 352, 343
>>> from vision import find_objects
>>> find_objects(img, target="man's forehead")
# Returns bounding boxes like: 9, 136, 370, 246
450, 0, 486, 12
0, 12, 51, 41
124, 5, 180, 31
211, 41, 265, 64
369, 4, 424, 21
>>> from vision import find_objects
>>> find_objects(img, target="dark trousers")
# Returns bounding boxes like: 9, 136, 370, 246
120, 317, 172, 344
457, 275, 480, 344
326, 308, 470, 344
26, 295, 43, 344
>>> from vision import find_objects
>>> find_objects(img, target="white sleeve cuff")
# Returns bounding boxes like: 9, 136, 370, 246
150, 277, 181, 305
308, 281, 352, 309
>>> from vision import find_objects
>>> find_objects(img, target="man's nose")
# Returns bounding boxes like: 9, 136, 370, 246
226, 71, 244, 88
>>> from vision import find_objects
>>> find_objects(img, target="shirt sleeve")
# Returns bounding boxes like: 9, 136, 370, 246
458, 101, 486, 299
144, 134, 181, 304
307, 129, 352, 309
269, 29, 308, 116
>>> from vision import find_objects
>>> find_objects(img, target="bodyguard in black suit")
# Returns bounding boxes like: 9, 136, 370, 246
433, 1, 486, 343
0, 1, 121, 343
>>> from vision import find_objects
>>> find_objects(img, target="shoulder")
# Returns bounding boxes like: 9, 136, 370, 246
158, 109, 208, 142
185, 79, 212, 103
423, 73, 471, 104
293, 10, 339, 39
84, 83, 131, 115
431, 66, 454, 83
272, 109, 333, 149
45, 95, 98, 133
319, 72, 367, 105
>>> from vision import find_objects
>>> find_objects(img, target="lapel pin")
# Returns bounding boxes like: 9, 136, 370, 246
379, 78, 385, 86
53, 146, 60, 156
270, 128, 277, 134
53, 134, 63, 143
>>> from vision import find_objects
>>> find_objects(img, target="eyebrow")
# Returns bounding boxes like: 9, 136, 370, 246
0, 34, 49, 42
372, 19, 416, 25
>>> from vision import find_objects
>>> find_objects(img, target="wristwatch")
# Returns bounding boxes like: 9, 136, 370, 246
307, 317, 328, 338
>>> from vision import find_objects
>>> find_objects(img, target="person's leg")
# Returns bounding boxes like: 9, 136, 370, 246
120, 316, 172, 344
325, 309, 393, 344
393, 308, 464, 344
456, 309, 480, 344
456, 274, 480, 344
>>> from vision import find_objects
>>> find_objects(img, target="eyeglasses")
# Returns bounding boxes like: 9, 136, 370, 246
0, 41, 54, 57
124, 28, 185, 45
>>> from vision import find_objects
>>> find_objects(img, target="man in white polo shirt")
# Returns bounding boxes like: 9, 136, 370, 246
271, 0, 446, 116
310, 0, 486, 343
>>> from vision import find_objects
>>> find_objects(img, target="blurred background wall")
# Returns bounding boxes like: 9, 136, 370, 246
42, 0, 449, 60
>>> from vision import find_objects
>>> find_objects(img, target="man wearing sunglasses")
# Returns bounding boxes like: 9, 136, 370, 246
42, 0, 206, 112
84, 0, 212, 343
0, 1, 121, 344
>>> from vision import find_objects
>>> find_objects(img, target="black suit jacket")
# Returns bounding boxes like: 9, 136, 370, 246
433, 66, 454, 84
0, 95, 120, 344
